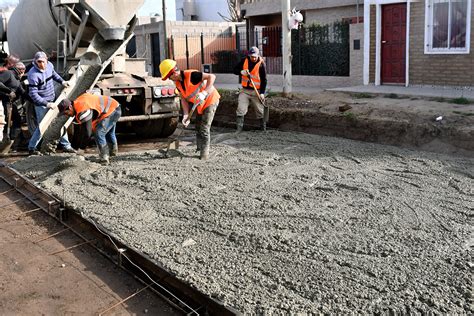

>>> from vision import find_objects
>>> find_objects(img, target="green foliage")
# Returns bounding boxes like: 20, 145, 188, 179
292, 21, 350, 76
352, 93, 374, 99
343, 112, 356, 120
211, 50, 246, 73
453, 111, 474, 116
266, 90, 281, 98
451, 97, 473, 104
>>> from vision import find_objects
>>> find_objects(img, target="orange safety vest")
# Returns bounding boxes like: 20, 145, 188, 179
73, 93, 120, 131
175, 70, 220, 115
242, 58, 262, 90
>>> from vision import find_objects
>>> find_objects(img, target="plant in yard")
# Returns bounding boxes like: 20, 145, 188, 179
451, 97, 473, 105
352, 93, 374, 99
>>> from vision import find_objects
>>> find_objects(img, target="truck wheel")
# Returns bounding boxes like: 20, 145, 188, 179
134, 120, 164, 139
160, 117, 178, 138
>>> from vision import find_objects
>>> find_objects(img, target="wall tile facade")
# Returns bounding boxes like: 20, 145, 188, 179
409, 2, 474, 86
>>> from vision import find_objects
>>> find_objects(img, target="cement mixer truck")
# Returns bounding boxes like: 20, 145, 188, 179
1, 0, 179, 150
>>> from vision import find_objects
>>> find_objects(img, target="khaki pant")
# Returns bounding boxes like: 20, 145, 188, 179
236, 89, 264, 119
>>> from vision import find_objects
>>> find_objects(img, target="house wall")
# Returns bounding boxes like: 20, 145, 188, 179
369, 6, 376, 83
134, 21, 237, 74
350, 23, 364, 84
242, 0, 360, 17
409, 2, 474, 86
306, 5, 359, 25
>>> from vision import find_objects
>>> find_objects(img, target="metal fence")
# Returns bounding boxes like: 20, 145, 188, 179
169, 21, 350, 76
170, 31, 237, 72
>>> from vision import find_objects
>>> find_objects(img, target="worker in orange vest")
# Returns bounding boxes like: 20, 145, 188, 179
159, 59, 220, 160
58, 93, 121, 164
233, 46, 267, 132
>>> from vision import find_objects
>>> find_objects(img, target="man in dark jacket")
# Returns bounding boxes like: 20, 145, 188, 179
233, 46, 268, 132
0, 59, 25, 144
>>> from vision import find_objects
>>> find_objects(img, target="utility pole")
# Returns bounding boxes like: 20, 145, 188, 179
162, 0, 168, 58
282, 0, 292, 96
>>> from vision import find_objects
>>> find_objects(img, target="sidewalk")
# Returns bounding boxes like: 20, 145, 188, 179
328, 85, 474, 100
218, 82, 474, 100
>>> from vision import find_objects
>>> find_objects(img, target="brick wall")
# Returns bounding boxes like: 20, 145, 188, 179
350, 23, 364, 84
409, 2, 474, 86
369, 6, 376, 83
306, 6, 359, 25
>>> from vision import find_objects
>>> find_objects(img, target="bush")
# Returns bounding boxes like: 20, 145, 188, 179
211, 50, 247, 73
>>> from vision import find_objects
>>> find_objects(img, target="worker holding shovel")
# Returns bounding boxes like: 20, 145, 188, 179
159, 59, 220, 161
233, 46, 268, 132
58, 93, 122, 165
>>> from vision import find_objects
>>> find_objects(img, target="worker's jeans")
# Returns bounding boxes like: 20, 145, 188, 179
28, 105, 73, 151
236, 89, 264, 119
195, 102, 218, 150
94, 107, 121, 147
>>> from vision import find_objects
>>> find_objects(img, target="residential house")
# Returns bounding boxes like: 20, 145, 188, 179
364, 0, 473, 87
240, 0, 365, 87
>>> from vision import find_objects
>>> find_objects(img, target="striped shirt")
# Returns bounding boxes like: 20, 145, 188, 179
27, 61, 64, 107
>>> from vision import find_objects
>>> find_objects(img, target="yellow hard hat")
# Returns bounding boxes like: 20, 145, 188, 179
159, 59, 177, 80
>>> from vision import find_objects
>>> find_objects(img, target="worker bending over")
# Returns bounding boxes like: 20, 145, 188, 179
58, 93, 121, 164
159, 59, 220, 160
233, 46, 267, 132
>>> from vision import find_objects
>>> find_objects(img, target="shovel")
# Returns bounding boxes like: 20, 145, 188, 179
164, 100, 201, 157
244, 70, 269, 124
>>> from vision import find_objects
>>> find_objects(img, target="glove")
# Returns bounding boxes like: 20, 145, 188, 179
182, 114, 190, 128
260, 94, 265, 101
240, 69, 249, 76
8, 91, 16, 100
197, 91, 208, 102
62, 81, 70, 88
46, 102, 57, 110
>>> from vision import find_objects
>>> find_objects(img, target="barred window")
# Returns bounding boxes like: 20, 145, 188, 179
425, 0, 471, 53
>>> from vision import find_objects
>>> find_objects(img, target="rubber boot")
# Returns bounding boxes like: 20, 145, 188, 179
200, 146, 209, 161
108, 143, 118, 157
196, 134, 203, 152
98, 144, 110, 165
236, 116, 244, 133
260, 118, 267, 131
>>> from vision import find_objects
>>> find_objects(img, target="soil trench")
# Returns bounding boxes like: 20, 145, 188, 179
11, 129, 474, 314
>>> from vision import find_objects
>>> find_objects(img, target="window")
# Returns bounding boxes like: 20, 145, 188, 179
425, 0, 471, 53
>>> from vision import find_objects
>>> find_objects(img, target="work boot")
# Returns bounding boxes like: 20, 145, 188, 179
236, 116, 244, 133
260, 118, 267, 131
98, 144, 110, 165
196, 135, 202, 152
200, 146, 209, 161
109, 143, 118, 157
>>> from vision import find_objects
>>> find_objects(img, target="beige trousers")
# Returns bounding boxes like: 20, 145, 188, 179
236, 89, 264, 119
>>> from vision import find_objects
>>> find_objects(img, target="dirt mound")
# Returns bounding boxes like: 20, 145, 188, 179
215, 90, 474, 157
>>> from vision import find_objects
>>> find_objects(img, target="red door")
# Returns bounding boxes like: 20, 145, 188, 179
381, 4, 406, 84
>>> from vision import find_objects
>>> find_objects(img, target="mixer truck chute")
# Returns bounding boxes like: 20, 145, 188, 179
3, 0, 179, 152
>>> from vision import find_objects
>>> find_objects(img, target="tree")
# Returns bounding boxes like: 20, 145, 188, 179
218, 0, 243, 22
